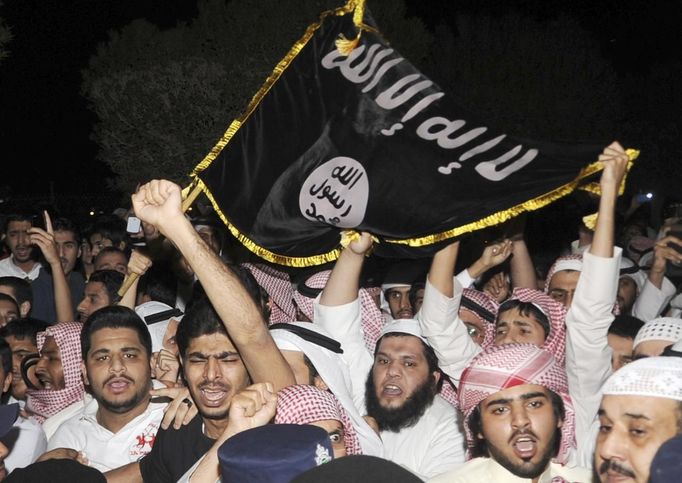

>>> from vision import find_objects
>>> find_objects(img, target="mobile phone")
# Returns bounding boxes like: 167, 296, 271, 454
634, 192, 654, 203
31, 211, 46, 231
666, 230, 682, 278
126, 216, 141, 234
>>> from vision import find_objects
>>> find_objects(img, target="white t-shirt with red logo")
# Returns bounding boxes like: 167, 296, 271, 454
47, 394, 166, 472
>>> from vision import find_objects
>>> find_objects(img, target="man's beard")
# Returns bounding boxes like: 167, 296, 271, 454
487, 428, 559, 479
97, 376, 151, 414
365, 372, 437, 432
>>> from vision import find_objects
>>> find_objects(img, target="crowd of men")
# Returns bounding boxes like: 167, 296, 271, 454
1, 141, 682, 482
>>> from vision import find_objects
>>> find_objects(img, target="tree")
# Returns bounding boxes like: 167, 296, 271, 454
0, 2, 12, 62
82, 0, 433, 194
422, 13, 623, 142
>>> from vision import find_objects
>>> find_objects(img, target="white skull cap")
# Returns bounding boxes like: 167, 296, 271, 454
633, 317, 682, 350
379, 319, 429, 346
602, 356, 682, 401
552, 258, 583, 274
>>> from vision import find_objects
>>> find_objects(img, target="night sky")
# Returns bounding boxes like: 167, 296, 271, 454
1, 0, 680, 201
0, 0, 198, 198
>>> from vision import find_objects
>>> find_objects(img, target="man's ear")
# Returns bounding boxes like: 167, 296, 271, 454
313, 375, 329, 391
81, 361, 89, 386
19, 301, 31, 318
2, 371, 12, 393
432, 370, 441, 385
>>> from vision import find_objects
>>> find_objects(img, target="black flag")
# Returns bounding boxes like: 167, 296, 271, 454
192, 0, 637, 267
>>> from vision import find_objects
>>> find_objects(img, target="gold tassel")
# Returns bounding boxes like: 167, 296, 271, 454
582, 212, 598, 230
339, 230, 379, 257
335, 34, 361, 56
340, 230, 360, 248
335, 0, 366, 56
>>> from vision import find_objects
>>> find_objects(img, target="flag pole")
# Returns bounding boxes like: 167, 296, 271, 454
115, 183, 204, 302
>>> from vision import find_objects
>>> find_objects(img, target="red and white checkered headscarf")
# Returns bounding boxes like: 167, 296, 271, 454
484, 288, 568, 367
293, 270, 383, 351
27, 322, 84, 424
461, 288, 499, 347
242, 263, 296, 324
458, 343, 576, 465
275, 384, 362, 455
544, 252, 621, 316
544, 254, 583, 293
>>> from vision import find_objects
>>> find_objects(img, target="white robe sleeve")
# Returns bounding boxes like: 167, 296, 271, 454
313, 296, 374, 410
455, 269, 476, 289
175, 454, 221, 483
632, 276, 676, 321
418, 277, 481, 385
565, 247, 621, 458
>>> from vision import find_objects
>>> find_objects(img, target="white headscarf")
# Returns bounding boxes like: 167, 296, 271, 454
135, 301, 183, 353
270, 322, 384, 457
379, 283, 411, 312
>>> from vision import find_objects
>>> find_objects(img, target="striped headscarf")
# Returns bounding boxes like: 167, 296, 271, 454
458, 343, 576, 464
26, 322, 85, 423
543, 254, 583, 293
485, 288, 568, 367
276, 384, 362, 455
461, 288, 499, 347
242, 263, 296, 324
293, 270, 383, 351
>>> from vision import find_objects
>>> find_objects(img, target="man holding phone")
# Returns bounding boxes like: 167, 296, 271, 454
630, 228, 682, 322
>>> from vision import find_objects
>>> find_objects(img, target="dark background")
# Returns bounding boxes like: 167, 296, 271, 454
1, 0, 680, 210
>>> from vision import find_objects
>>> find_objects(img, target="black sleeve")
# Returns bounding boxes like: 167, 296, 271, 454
139, 425, 172, 483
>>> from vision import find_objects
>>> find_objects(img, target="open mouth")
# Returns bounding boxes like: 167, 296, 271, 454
199, 386, 229, 407
511, 435, 537, 460
381, 383, 403, 398
37, 375, 53, 390
605, 470, 634, 481
106, 377, 132, 395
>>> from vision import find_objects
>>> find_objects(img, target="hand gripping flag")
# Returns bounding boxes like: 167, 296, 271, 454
191, 0, 638, 267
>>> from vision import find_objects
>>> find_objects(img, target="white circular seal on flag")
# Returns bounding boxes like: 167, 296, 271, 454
299, 157, 369, 228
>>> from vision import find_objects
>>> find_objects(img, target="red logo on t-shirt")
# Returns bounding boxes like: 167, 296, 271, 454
130, 423, 159, 458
